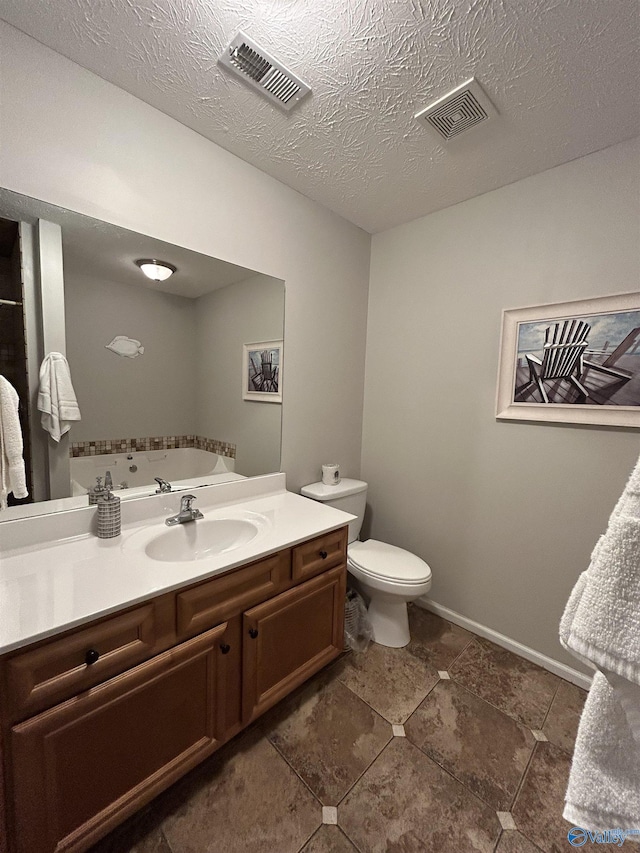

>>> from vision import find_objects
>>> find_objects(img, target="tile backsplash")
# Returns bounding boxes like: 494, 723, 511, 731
70, 435, 236, 459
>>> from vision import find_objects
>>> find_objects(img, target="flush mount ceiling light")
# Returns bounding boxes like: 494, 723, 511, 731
135, 259, 177, 282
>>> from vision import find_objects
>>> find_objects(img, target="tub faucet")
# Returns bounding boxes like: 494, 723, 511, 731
154, 477, 172, 494
165, 494, 203, 526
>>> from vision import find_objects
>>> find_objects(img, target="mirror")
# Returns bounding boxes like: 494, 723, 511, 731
0, 188, 284, 521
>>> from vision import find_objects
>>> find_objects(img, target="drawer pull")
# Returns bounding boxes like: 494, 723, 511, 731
220, 643, 231, 654
319, 550, 328, 560
249, 628, 259, 639
84, 649, 100, 665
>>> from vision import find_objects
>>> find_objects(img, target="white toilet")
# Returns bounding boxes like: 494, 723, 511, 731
300, 479, 432, 648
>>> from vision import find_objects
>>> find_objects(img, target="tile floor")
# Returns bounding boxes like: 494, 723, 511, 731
90, 606, 595, 853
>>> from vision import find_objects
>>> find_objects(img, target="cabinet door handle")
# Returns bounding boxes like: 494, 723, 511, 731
319, 550, 328, 560
249, 628, 259, 639
85, 648, 100, 665
220, 643, 231, 654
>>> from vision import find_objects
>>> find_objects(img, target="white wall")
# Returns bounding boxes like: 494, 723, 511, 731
64, 273, 197, 441
363, 137, 640, 669
0, 21, 371, 492
195, 275, 284, 477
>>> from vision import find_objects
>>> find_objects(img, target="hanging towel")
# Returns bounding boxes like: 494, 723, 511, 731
560, 452, 640, 832
0, 375, 29, 509
561, 457, 640, 681
37, 352, 81, 442
563, 671, 640, 832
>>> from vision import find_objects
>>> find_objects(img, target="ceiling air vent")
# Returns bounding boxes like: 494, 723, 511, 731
219, 31, 311, 111
414, 78, 497, 140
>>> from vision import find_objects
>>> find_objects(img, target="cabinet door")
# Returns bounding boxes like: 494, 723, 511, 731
243, 566, 345, 723
10, 623, 228, 853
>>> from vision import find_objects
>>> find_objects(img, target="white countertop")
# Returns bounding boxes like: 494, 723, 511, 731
0, 474, 354, 655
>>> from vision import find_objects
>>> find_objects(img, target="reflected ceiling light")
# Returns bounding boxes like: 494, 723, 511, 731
135, 259, 177, 281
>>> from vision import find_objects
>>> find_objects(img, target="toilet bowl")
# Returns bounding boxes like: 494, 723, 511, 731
300, 479, 432, 648
348, 539, 432, 647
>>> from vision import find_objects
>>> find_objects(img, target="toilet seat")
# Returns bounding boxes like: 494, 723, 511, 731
347, 539, 432, 586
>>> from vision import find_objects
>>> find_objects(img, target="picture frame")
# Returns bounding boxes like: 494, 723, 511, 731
496, 292, 640, 427
242, 340, 283, 403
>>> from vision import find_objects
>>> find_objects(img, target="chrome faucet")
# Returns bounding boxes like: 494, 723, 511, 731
165, 494, 203, 526
154, 477, 172, 494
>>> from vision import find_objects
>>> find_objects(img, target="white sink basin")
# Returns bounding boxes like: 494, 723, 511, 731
145, 516, 265, 562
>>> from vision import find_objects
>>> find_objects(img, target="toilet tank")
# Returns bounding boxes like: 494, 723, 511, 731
300, 479, 368, 543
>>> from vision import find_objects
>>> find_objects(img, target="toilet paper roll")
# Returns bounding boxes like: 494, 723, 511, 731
322, 464, 341, 486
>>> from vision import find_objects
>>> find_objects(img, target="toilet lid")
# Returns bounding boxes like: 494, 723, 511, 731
347, 539, 432, 584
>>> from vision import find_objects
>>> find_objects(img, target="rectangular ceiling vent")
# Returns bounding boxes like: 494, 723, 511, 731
219, 31, 311, 111
414, 78, 497, 140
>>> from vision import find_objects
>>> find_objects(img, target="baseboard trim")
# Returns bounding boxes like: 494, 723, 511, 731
416, 597, 593, 691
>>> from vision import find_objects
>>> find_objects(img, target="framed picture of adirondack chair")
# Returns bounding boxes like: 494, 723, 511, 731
496, 292, 640, 427
242, 340, 283, 402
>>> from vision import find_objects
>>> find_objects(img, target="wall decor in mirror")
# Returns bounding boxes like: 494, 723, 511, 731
242, 340, 283, 403
0, 188, 285, 521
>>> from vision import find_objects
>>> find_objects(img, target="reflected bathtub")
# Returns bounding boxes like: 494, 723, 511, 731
71, 448, 238, 497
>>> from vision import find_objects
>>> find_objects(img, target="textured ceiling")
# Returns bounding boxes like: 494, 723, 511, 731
1, 0, 639, 233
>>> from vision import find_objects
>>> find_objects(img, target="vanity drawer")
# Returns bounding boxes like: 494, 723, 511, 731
1, 595, 176, 723
292, 527, 348, 582
176, 551, 292, 639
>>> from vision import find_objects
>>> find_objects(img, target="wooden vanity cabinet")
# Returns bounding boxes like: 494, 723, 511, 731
0, 526, 347, 853
10, 624, 228, 853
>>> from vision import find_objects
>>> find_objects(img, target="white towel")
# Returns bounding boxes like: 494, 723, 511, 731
560, 452, 640, 832
561, 452, 640, 681
564, 671, 640, 832
37, 352, 81, 442
0, 375, 29, 509
559, 570, 592, 671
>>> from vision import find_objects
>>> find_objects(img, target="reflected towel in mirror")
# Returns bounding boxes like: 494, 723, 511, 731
37, 352, 81, 442
0, 375, 28, 509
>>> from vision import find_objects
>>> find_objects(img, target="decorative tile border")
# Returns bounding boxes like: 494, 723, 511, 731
196, 436, 236, 457
70, 435, 236, 459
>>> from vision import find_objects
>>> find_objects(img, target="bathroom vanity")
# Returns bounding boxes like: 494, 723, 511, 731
0, 475, 350, 853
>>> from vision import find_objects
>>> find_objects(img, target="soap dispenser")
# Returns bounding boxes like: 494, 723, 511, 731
96, 482, 121, 538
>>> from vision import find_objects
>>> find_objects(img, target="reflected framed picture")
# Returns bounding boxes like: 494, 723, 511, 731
242, 340, 283, 403
496, 292, 640, 427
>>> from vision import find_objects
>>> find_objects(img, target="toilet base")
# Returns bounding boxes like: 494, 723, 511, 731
368, 596, 411, 648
